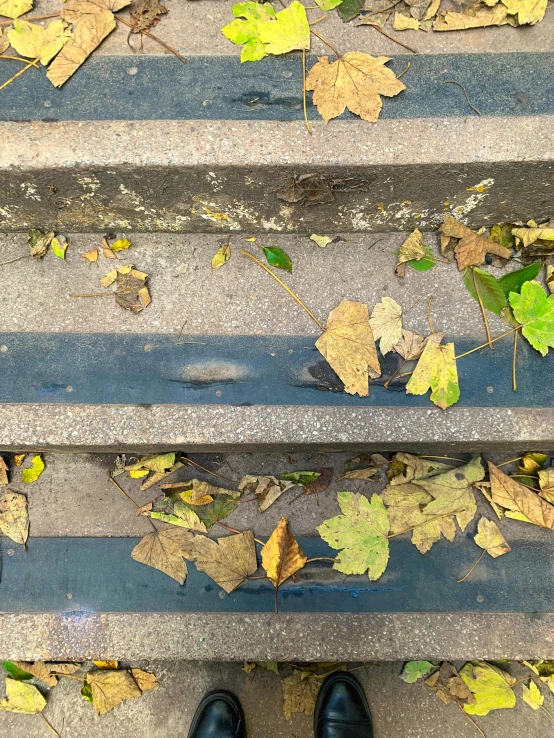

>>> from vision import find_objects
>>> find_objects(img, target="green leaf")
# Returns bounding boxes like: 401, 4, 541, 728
257, 1, 310, 55
337, 0, 364, 21
190, 498, 238, 530
490, 223, 516, 249
21, 455, 44, 484
81, 682, 93, 704
281, 471, 321, 487
460, 662, 516, 716
401, 661, 435, 683
406, 333, 460, 410
463, 267, 507, 316
498, 263, 542, 297
316, 0, 343, 9
522, 681, 544, 710
262, 246, 292, 273
406, 247, 436, 272
317, 492, 390, 581
221, 2, 276, 62
2, 661, 33, 682
509, 280, 554, 356
51, 235, 68, 259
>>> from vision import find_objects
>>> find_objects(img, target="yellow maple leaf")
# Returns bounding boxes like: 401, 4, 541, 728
261, 517, 307, 587
406, 333, 460, 410
0, 0, 33, 20
502, 0, 547, 24
0, 491, 29, 545
8, 19, 71, 65
306, 52, 405, 124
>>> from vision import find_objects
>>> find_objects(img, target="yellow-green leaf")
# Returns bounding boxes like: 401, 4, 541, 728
502, 0, 547, 24
0, 0, 33, 20
51, 235, 68, 259
110, 238, 131, 252
212, 243, 231, 268
522, 681, 544, 710
318, 492, 389, 580
257, 1, 310, 55
125, 453, 176, 474
509, 280, 554, 356
473, 517, 510, 558
460, 662, 516, 716
221, 2, 276, 62
0, 679, 46, 714
21, 454, 44, 483
309, 234, 333, 248
8, 19, 70, 64
406, 333, 460, 409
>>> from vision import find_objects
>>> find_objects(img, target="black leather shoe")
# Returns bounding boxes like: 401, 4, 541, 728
187, 690, 245, 738
314, 672, 374, 738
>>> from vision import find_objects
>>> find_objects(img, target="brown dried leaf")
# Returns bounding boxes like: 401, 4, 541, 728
316, 300, 381, 397
276, 174, 335, 205
192, 531, 257, 594
238, 475, 295, 512
393, 12, 419, 28
425, 662, 474, 705
440, 216, 512, 270
82, 247, 99, 264
86, 670, 142, 715
12, 662, 58, 688
261, 517, 307, 587
488, 462, 554, 529
0, 491, 28, 545
0, 457, 8, 486
538, 468, 554, 504
393, 330, 427, 361
62, 0, 130, 23
131, 668, 158, 692
131, 524, 196, 584
434, 4, 510, 29
396, 229, 426, 276
306, 52, 406, 124
282, 671, 320, 720
473, 517, 510, 557
28, 229, 53, 258
129, 0, 167, 33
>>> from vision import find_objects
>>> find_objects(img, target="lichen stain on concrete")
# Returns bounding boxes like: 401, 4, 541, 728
181, 361, 251, 384
449, 178, 495, 221
20, 182, 41, 201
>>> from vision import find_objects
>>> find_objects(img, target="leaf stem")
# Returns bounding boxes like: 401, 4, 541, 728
115, 15, 186, 63
309, 12, 328, 24
216, 520, 265, 546
454, 327, 520, 359
396, 60, 411, 79
0, 253, 31, 267
182, 456, 235, 483
496, 456, 523, 467
241, 250, 325, 331
305, 557, 335, 563
540, 705, 554, 723
39, 714, 62, 738
302, 48, 312, 134
310, 28, 341, 58
108, 475, 158, 532
427, 296, 435, 334
512, 327, 519, 391
472, 268, 492, 349
457, 703, 487, 738
457, 548, 486, 583
0, 58, 37, 91
367, 23, 418, 54
0, 13, 59, 23
70, 292, 114, 298
418, 455, 466, 463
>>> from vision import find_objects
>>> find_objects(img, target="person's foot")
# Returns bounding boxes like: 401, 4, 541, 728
314, 672, 374, 738
187, 690, 245, 738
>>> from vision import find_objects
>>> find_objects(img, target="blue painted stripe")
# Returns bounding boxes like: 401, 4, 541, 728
1, 535, 552, 613
0, 332, 552, 408
0, 53, 550, 121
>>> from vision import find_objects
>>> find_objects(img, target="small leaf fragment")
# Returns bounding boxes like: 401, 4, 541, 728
82, 247, 99, 263
425, 662, 473, 705
522, 681, 544, 710
337, 0, 364, 22
237, 475, 294, 512
280, 471, 321, 487
93, 660, 119, 670
126, 453, 176, 474
406, 333, 460, 410
401, 661, 435, 683
261, 246, 292, 273
315, 0, 342, 8
393, 330, 427, 361
473, 517, 510, 558
21, 454, 45, 483
261, 517, 307, 587
221, 2, 276, 62
1, 662, 33, 682
0, 0, 33, 20
8, 19, 71, 65
28, 229, 53, 259
110, 238, 131, 253
282, 671, 320, 720
86, 670, 142, 715
434, 4, 510, 30
0, 457, 7, 486
212, 243, 231, 268
395, 229, 426, 276
440, 216, 512, 270
309, 234, 333, 248
192, 530, 257, 593
131, 668, 158, 692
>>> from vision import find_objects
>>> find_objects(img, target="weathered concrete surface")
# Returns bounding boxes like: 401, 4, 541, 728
0, 660, 548, 738
1, 119, 552, 232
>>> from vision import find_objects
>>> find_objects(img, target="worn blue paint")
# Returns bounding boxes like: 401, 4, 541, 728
0, 535, 552, 613
0, 53, 551, 121
0, 332, 552, 408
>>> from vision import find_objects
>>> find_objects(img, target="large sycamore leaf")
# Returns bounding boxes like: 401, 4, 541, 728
221, 2, 276, 62
0, 491, 28, 545
257, 1, 310, 55
261, 517, 307, 587
460, 662, 516, 716
474, 517, 510, 558
86, 670, 141, 715
440, 216, 512, 270
8, 19, 71, 65
434, 4, 510, 30
306, 52, 405, 124
131, 524, 196, 584
502, 0, 547, 25
193, 530, 257, 593
281, 671, 320, 720
0, 679, 46, 714
370, 297, 403, 356
318, 492, 389, 580
406, 333, 460, 410
47, 10, 116, 88
0, 0, 32, 19
488, 462, 554, 529
316, 300, 381, 397
395, 229, 426, 277
509, 280, 554, 356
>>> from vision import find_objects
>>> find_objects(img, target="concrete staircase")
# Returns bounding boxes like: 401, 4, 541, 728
1, 2, 554, 734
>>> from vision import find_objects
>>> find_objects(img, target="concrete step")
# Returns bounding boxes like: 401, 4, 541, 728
1, 451, 554, 662
0, 2, 552, 232
0, 230, 553, 453
0, 660, 545, 738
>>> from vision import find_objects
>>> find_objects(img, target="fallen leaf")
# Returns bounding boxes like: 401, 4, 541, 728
192, 530, 257, 593
393, 11, 419, 28
318, 492, 389, 580
261, 246, 292, 273
139, 461, 184, 491
401, 661, 435, 683
406, 332, 460, 410
126, 453, 176, 474
280, 471, 321, 487
21, 454, 44, 483
131, 524, 196, 584
129, 0, 167, 33
93, 661, 118, 670
82, 247, 99, 263
463, 267, 507, 316
221, 2, 277, 62
388, 452, 452, 484
2, 662, 33, 681
315, 0, 342, 8
0, 29, 8, 54
45, 662, 81, 676
357, 10, 392, 28
110, 237, 131, 253
337, 0, 364, 21
316, 300, 381, 397
425, 662, 473, 705
11, 662, 57, 687
149, 503, 208, 532
161, 478, 240, 501
0, 679, 46, 714
434, 4, 510, 30
309, 234, 333, 248
502, 0, 547, 24
0, 457, 7, 486
488, 462, 554, 529
131, 668, 158, 692
61, 0, 130, 22
0, 491, 28, 545
257, 1, 310, 55
47, 9, 117, 87
8, 19, 71, 64
0, 0, 33, 19
546, 266, 554, 294
498, 263, 542, 297
276, 173, 335, 205
460, 662, 516, 716
538, 468, 554, 504
193, 498, 238, 530
509, 280, 554, 356
86, 670, 142, 715
393, 330, 427, 361
395, 229, 426, 276
370, 297, 403, 356
440, 216, 512, 270
261, 517, 307, 586
101, 264, 151, 313
212, 243, 231, 268
51, 235, 68, 260
28, 229, 53, 258
522, 681, 544, 710
282, 671, 320, 720
102, 240, 117, 259
512, 225, 554, 248
473, 517, 510, 558
306, 52, 405, 124
13, 454, 25, 467
341, 467, 379, 480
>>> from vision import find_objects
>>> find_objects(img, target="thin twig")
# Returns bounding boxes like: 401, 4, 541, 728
368, 23, 418, 54
182, 456, 235, 484
540, 705, 554, 724
305, 557, 335, 563
396, 60, 411, 79
216, 520, 265, 546
308, 12, 328, 25
384, 357, 407, 388
49, 672, 83, 681
0, 253, 31, 267
39, 714, 62, 738
427, 296, 435, 334
387, 510, 462, 539
71, 292, 113, 298
418, 455, 467, 463
513, 327, 519, 391
442, 80, 482, 116
0, 13, 60, 23
497, 456, 523, 467
1, 55, 41, 63
404, 294, 426, 315
108, 475, 158, 532
302, 48, 312, 134
472, 268, 492, 349
454, 327, 520, 359
457, 548, 486, 583
310, 28, 341, 57
457, 703, 487, 738
241, 250, 325, 331
0, 58, 37, 91
115, 15, 186, 63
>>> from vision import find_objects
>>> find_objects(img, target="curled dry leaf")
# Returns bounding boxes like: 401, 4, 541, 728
395, 229, 426, 276
126, 452, 176, 474
473, 517, 510, 558
238, 475, 295, 512
440, 216, 512, 270
0, 679, 46, 714
370, 296, 403, 356
512, 225, 554, 248
131, 524, 196, 584
316, 300, 381, 397
131, 668, 158, 692
281, 671, 320, 720
0, 490, 29, 545
425, 662, 473, 705
101, 264, 151, 313
192, 530, 258, 593
406, 332, 460, 410
488, 461, 554, 529
0, 0, 33, 19
86, 669, 142, 715
261, 517, 307, 587
306, 52, 405, 124
129, 0, 167, 34
393, 330, 427, 361
434, 4, 510, 30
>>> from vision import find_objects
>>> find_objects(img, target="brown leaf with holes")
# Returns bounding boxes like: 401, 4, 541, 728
12, 662, 58, 688
129, 0, 167, 33
86, 670, 142, 715
192, 531, 257, 593
305, 467, 334, 495
440, 216, 512, 270
131, 524, 196, 584
261, 517, 307, 587
100, 264, 151, 313
306, 52, 405, 123
488, 462, 554, 529
238, 475, 295, 512
425, 662, 474, 705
